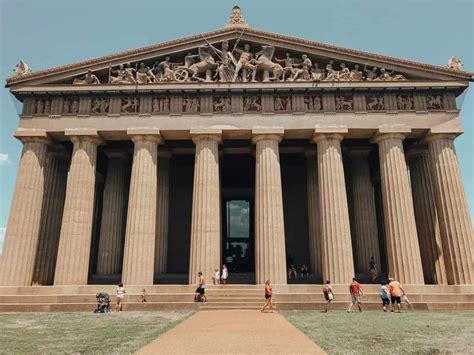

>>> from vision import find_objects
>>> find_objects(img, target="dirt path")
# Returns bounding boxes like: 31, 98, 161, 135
136, 310, 326, 354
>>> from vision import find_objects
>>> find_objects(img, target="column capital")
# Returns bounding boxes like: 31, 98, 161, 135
371, 126, 411, 144
312, 133, 345, 144
127, 127, 162, 144
104, 148, 130, 160
371, 132, 407, 144
65, 129, 102, 146
252, 128, 284, 144
191, 128, 222, 144
13, 129, 50, 145
425, 133, 458, 143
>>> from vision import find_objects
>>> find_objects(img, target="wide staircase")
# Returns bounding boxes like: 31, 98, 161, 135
0, 284, 473, 312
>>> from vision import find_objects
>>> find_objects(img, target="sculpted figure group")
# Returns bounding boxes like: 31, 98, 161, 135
71, 42, 409, 85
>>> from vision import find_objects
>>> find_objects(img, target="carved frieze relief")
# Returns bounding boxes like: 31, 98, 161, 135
21, 92, 456, 117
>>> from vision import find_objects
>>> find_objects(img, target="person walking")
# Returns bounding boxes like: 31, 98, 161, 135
194, 272, 207, 302
347, 277, 364, 313
388, 278, 406, 313
369, 257, 377, 281
221, 264, 228, 285
379, 281, 390, 312
260, 280, 273, 313
323, 280, 334, 312
115, 282, 126, 312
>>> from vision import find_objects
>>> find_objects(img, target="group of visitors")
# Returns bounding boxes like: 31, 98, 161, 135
212, 265, 229, 285
288, 264, 309, 279
322, 277, 409, 313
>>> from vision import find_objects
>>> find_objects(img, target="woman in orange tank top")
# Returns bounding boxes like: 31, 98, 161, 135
260, 280, 273, 313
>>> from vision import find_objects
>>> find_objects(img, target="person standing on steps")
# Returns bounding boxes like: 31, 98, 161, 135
369, 257, 377, 281
348, 277, 364, 313
221, 264, 228, 285
260, 280, 273, 313
194, 272, 207, 302
115, 282, 125, 312
323, 280, 334, 312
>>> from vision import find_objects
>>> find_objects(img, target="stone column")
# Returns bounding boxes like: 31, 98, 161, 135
54, 130, 101, 285
408, 149, 447, 284
0, 130, 49, 286
189, 129, 222, 285
372, 130, 424, 284
122, 128, 162, 285
253, 128, 287, 285
96, 150, 129, 275
426, 133, 474, 284
155, 152, 171, 275
32, 146, 69, 285
313, 128, 354, 284
349, 148, 381, 275
305, 150, 321, 276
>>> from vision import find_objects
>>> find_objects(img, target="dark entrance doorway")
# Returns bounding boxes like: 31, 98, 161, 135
221, 153, 255, 281
222, 199, 254, 273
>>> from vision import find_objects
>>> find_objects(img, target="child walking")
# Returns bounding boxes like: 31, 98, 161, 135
221, 264, 228, 285
115, 282, 125, 312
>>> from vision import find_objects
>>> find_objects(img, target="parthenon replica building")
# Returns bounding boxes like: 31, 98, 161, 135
1, 7, 473, 292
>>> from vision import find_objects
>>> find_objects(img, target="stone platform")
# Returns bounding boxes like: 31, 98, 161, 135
0, 284, 473, 312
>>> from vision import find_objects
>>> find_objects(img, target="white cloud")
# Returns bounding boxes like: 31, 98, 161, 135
0, 153, 10, 166
0, 228, 5, 254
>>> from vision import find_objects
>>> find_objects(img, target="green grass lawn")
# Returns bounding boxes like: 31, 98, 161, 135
282, 310, 474, 354
0, 311, 193, 354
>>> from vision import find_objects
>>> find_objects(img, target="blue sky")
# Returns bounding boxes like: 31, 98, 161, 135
0, 0, 473, 252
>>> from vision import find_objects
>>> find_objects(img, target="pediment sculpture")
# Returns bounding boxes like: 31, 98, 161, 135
71, 41, 409, 85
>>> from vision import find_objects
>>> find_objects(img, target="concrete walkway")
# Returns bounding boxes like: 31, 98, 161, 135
137, 310, 325, 354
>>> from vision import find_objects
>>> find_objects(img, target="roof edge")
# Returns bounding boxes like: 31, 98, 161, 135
6, 26, 472, 86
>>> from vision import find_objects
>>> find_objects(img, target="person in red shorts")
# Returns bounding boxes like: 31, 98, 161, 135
347, 277, 364, 313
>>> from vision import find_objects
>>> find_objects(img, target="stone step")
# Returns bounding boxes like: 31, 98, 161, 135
1, 300, 473, 312
2, 284, 473, 296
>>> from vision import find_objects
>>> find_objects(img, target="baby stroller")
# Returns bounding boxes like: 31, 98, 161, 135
94, 292, 111, 313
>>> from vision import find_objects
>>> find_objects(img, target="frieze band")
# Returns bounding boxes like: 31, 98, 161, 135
21, 92, 456, 117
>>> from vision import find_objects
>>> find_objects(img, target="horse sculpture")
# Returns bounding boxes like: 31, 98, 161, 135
255, 46, 284, 82
187, 46, 217, 82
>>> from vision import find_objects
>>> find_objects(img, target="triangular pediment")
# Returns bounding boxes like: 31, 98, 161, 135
6, 27, 472, 88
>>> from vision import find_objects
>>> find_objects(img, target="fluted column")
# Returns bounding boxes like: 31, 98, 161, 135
408, 149, 447, 284
305, 150, 321, 276
427, 134, 474, 284
349, 148, 381, 275
373, 132, 424, 284
155, 152, 171, 275
32, 147, 69, 285
54, 131, 101, 285
96, 150, 129, 275
0, 131, 49, 286
122, 128, 162, 285
253, 129, 287, 285
313, 130, 354, 284
189, 129, 222, 285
